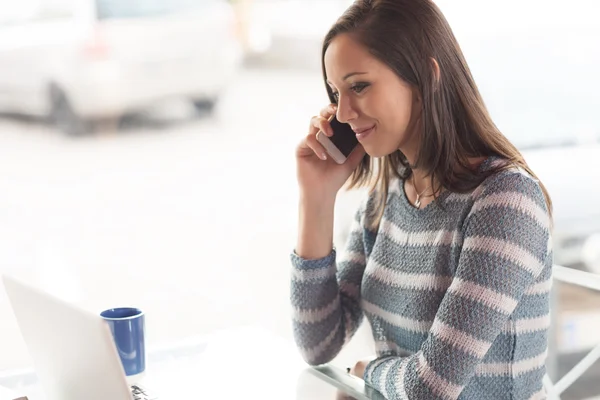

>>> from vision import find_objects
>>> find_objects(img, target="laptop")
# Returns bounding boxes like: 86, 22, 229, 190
2, 274, 154, 400
2, 273, 382, 400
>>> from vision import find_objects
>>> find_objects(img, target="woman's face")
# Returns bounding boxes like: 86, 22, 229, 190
324, 33, 421, 159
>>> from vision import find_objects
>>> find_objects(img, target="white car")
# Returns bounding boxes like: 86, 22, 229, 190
0, 0, 243, 134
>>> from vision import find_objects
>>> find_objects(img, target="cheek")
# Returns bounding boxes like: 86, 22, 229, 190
385, 100, 413, 136
376, 87, 413, 132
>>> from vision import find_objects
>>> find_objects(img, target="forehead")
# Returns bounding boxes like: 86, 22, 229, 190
324, 34, 382, 83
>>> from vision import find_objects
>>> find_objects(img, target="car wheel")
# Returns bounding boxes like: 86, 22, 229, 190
49, 86, 89, 136
190, 98, 218, 114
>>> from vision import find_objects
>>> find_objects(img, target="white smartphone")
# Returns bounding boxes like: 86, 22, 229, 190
316, 115, 360, 164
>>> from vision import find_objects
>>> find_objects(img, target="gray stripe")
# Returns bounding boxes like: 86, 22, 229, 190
512, 295, 551, 320
363, 277, 446, 321
454, 251, 541, 296
290, 277, 338, 309
369, 237, 458, 274
483, 331, 548, 363
368, 316, 429, 353
423, 335, 481, 385
434, 293, 513, 341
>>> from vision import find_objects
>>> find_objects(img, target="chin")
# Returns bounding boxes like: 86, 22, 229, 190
363, 145, 397, 159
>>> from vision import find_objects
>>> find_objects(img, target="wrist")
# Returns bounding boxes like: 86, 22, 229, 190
299, 192, 336, 209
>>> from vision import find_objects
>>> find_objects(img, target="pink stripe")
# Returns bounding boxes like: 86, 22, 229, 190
417, 353, 464, 400
380, 220, 461, 247
475, 362, 510, 376
292, 296, 340, 324
300, 319, 341, 363
470, 192, 549, 229
338, 251, 366, 265
525, 278, 552, 295
516, 315, 551, 334
339, 281, 361, 299
476, 350, 547, 377
362, 300, 433, 333
449, 278, 518, 315
365, 260, 453, 291
513, 350, 548, 376
501, 315, 551, 335
291, 266, 336, 282
463, 236, 545, 277
431, 320, 491, 358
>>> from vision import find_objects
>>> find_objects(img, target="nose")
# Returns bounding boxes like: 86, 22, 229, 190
335, 94, 359, 123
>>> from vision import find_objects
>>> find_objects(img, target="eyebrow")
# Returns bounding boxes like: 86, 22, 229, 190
326, 72, 368, 86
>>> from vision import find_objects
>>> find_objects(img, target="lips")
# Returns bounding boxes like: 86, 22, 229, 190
353, 124, 375, 141
352, 125, 375, 134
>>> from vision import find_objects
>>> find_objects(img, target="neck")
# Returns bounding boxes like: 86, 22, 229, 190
411, 169, 434, 194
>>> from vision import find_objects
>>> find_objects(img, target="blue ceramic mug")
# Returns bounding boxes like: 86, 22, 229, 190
100, 307, 146, 378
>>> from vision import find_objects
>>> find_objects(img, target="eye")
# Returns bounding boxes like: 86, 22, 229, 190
330, 82, 369, 102
351, 83, 369, 93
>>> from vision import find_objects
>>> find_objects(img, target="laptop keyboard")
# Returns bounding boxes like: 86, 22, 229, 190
131, 384, 158, 400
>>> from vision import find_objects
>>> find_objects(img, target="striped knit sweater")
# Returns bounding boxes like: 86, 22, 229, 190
290, 157, 553, 399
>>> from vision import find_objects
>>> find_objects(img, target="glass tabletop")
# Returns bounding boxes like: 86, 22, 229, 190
0, 325, 384, 400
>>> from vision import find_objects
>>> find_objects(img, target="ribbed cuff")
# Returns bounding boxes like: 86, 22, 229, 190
290, 248, 336, 271
364, 356, 397, 386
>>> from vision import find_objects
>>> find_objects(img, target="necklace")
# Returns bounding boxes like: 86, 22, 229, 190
412, 173, 432, 209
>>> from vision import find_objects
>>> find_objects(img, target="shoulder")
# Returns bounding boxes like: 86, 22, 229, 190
469, 163, 551, 232
477, 165, 546, 207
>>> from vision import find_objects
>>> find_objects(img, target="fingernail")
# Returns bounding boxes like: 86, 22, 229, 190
321, 153, 328, 160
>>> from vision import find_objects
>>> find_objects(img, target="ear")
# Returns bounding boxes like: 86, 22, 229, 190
430, 57, 441, 87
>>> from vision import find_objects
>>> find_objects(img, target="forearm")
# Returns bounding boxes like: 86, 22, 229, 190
291, 199, 369, 366
296, 195, 336, 260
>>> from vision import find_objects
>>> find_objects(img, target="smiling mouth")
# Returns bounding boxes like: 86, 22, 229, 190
354, 125, 375, 141
352, 125, 375, 134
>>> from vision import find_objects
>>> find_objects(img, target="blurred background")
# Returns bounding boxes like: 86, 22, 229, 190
0, 0, 599, 398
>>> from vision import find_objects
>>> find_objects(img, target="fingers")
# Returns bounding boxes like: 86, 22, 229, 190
308, 104, 337, 137
309, 115, 333, 138
320, 103, 337, 119
299, 104, 337, 160
305, 131, 329, 161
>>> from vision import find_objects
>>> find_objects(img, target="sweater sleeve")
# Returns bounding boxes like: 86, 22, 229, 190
290, 199, 371, 366
363, 172, 553, 399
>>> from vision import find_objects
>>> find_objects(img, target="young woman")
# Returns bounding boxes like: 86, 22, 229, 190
290, 0, 553, 399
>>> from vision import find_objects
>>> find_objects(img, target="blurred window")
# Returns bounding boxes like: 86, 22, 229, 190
435, 0, 600, 151
96, 0, 216, 20
0, 0, 75, 25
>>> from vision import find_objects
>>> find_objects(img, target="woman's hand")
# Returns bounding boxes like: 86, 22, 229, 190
335, 359, 371, 400
348, 359, 369, 379
295, 104, 365, 202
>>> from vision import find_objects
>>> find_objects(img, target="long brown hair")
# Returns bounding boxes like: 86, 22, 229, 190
322, 0, 553, 229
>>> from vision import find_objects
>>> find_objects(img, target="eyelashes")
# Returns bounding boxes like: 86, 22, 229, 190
331, 82, 370, 101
